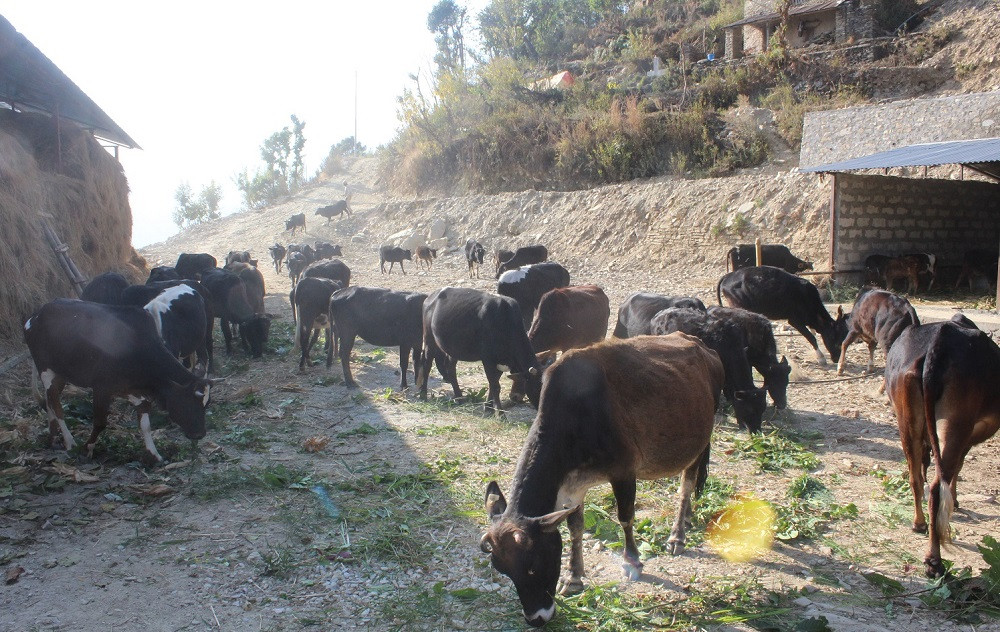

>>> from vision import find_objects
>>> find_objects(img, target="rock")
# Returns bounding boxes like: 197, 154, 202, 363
429, 218, 448, 240
792, 596, 813, 607
351, 233, 367, 243
427, 237, 448, 251
400, 232, 427, 251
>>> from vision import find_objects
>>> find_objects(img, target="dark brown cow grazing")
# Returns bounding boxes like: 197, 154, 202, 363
481, 334, 723, 626
416, 246, 437, 269
726, 244, 813, 274
285, 212, 306, 234
707, 306, 790, 409
198, 268, 256, 354
837, 289, 918, 376
225, 262, 272, 359
24, 299, 213, 462
313, 241, 343, 261
884, 314, 1000, 577
495, 245, 548, 278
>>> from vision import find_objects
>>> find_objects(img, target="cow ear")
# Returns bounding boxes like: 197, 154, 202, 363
534, 505, 578, 533
780, 355, 789, 366
836, 306, 844, 319
485, 481, 507, 521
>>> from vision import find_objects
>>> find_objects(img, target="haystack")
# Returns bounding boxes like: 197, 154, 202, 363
0, 109, 145, 341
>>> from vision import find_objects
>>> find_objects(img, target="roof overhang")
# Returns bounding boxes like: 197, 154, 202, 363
724, 0, 846, 29
799, 137, 1000, 181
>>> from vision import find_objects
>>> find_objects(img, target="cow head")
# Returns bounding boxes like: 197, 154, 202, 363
764, 356, 791, 409
161, 377, 214, 441
481, 481, 575, 627
403, 249, 413, 261
821, 306, 850, 363
732, 385, 768, 433
799, 260, 814, 272
241, 314, 273, 358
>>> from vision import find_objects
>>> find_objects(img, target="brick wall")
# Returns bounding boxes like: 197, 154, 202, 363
833, 173, 1000, 281
801, 91, 1000, 168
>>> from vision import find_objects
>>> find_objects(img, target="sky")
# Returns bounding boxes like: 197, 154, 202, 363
5, 1, 485, 247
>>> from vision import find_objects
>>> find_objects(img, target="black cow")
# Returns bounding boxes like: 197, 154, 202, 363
493, 248, 514, 275
726, 244, 813, 274
315, 199, 351, 223
292, 277, 343, 370
955, 249, 999, 290
24, 299, 213, 462
303, 259, 352, 288
480, 334, 722, 626
175, 253, 217, 280
224, 250, 255, 267
497, 262, 571, 329
379, 245, 412, 275
287, 252, 308, 286
198, 268, 256, 354
837, 289, 918, 376
717, 266, 848, 365
707, 306, 790, 409
464, 239, 486, 278
328, 287, 427, 388
269, 244, 286, 273
226, 262, 271, 359
418, 287, 541, 414
81, 272, 129, 305
314, 241, 343, 260
286, 243, 316, 265
120, 282, 212, 375
612, 292, 707, 338
286, 212, 306, 234
495, 245, 548, 278
147, 266, 180, 284
651, 307, 767, 432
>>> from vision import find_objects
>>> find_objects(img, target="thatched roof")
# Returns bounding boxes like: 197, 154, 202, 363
0, 15, 139, 148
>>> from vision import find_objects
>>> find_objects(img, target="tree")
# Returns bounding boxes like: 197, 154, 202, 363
172, 181, 222, 228
290, 115, 307, 189
428, 0, 467, 72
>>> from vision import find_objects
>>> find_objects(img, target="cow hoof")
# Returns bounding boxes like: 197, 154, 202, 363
621, 562, 641, 581
912, 522, 928, 534
344, 381, 359, 389
667, 539, 686, 556
557, 577, 585, 595
925, 557, 946, 578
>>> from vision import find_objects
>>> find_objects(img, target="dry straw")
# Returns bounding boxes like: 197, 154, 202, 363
0, 110, 145, 341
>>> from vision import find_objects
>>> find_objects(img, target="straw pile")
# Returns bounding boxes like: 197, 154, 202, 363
0, 109, 145, 341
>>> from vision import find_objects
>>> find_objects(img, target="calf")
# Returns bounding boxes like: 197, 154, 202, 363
121, 282, 212, 375
174, 253, 217, 280
726, 244, 813, 274
480, 334, 722, 626
865, 254, 921, 294
81, 272, 129, 305
837, 289, 919, 376
884, 315, 1000, 577
286, 243, 316, 265
612, 292, 707, 338
528, 285, 610, 356
954, 249, 999, 290
287, 252, 308, 285
315, 198, 351, 223
198, 268, 256, 354
269, 244, 286, 273
303, 258, 352, 288
904, 253, 936, 292
497, 262, 571, 329
493, 248, 514, 276
328, 287, 427, 388
24, 299, 212, 462
495, 245, 548, 277
292, 277, 343, 370
465, 239, 486, 278
379, 245, 412, 275
651, 308, 767, 432
416, 246, 437, 269
717, 266, 847, 365
314, 241, 343, 260
418, 287, 542, 414
226, 262, 271, 359
285, 212, 306, 234
707, 306, 790, 409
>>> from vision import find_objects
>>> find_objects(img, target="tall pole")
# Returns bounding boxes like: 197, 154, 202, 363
354, 70, 358, 151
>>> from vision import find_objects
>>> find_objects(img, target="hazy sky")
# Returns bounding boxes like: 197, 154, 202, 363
5, 2, 484, 247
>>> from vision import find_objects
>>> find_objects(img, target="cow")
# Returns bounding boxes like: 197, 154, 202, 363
480, 334, 723, 626
612, 292, 707, 339
493, 248, 514, 275
269, 244, 286, 273
287, 252, 308, 286
292, 277, 343, 370
651, 308, 767, 432
707, 306, 790, 409
198, 268, 256, 354
225, 262, 272, 359
286, 243, 315, 265
837, 289, 919, 376
285, 212, 306, 234
147, 266, 180, 284
81, 272, 129, 305
903, 253, 936, 292
379, 245, 412, 275
24, 299, 213, 462
717, 266, 848, 365
954, 249, 999, 290
120, 282, 212, 375
884, 314, 1000, 578
465, 239, 486, 278
726, 244, 813, 274
497, 262, 571, 329
495, 245, 548, 278
224, 250, 256, 267
864, 254, 921, 294
314, 241, 343, 261
315, 198, 351, 223
527, 285, 611, 357
327, 287, 427, 388
416, 246, 437, 270
418, 287, 542, 414
174, 253, 217, 280
303, 258, 352, 288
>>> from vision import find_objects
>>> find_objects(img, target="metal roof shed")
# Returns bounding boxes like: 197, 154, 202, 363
800, 137, 1000, 180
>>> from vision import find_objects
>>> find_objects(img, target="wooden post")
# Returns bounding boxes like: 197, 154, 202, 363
829, 173, 839, 275
996, 233, 1000, 313
40, 219, 88, 297
755, 237, 763, 267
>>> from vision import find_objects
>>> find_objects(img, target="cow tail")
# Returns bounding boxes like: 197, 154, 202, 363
694, 444, 710, 499
725, 249, 732, 273
715, 277, 724, 307
922, 346, 952, 546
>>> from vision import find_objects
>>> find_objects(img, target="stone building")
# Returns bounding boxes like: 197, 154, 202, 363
724, 0, 875, 59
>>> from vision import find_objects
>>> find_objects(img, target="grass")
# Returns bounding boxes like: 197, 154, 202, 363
773, 474, 858, 542
190, 463, 314, 501
730, 431, 820, 473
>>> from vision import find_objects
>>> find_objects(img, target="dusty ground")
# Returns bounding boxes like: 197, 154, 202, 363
2, 160, 999, 632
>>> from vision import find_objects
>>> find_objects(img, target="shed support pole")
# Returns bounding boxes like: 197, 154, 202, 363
829, 173, 839, 276
755, 237, 762, 267
996, 233, 1000, 313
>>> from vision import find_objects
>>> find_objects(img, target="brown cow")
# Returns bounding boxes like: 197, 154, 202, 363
416, 246, 437, 269
480, 334, 723, 626
884, 314, 1000, 577
837, 289, 919, 376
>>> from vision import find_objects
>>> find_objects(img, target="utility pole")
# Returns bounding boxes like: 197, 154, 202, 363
354, 70, 358, 152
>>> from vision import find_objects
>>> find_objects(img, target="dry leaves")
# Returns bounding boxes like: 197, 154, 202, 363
47, 463, 99, 483
129, 483, 174, 497
303, 435, 330, 453
5, 566, 24, 585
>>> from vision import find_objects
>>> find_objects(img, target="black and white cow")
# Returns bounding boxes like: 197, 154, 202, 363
120, 282, 212, 375
465, 239, 486, 278
496, 262, 571, 329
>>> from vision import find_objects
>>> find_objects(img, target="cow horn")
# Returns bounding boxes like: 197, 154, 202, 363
479, 533, 493, 554
528, 367, 539, 376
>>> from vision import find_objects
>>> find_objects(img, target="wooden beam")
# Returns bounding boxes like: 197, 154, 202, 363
829, 173, 839, 273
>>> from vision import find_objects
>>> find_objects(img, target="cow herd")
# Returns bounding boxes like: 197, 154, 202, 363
19, 235, 1000, 628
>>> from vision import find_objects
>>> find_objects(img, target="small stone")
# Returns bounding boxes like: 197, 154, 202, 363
793, 596, 813, 607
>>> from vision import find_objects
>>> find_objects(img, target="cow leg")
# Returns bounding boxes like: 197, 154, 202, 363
398, 344, 410, 389
337, 334, 358, 387
789, 319, 825, 364
926, 424, 964, 578
668, 461, 700, 555
418, 340, 436, 401
400, 261, 406, 276
865, 342, 877, 374
558, 506, 586, 595
611, 479, 642, 580
895, 372, 928, 534
443, 358, 462, 400
483, 363, 503, 416
41, 371, 73, 450
410, 346, 422, 388
836, 330, 860, 375
83, 393, 114, 458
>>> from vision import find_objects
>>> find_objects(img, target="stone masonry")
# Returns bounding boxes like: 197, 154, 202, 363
801, 91, 1000, 168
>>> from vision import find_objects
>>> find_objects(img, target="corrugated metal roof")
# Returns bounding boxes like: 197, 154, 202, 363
0, 15, 139, 148
799, 138, 1000, 177
725, 0, 846, 29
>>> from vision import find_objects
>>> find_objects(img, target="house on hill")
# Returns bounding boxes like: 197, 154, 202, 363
723, 0, 875, 59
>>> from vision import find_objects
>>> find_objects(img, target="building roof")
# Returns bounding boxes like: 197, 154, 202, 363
799, 137, 1000, 180
725, 0, 846, 29
0, 15, 139, 148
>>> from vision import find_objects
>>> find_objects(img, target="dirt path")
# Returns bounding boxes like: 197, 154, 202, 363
2, 161, 999, 631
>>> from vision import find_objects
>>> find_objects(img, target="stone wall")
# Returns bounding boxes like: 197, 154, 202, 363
801, 91, 1000, 168
833, 173, 1000, 281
